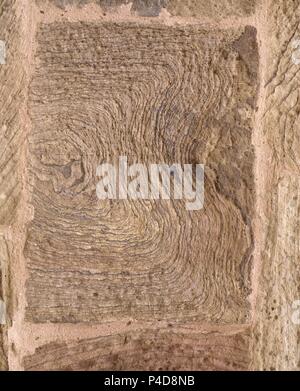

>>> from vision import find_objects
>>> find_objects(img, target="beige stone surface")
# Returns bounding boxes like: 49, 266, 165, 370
0, 328, 6, 371
40, 0, 257, 18
251, 0, 300, 371
0, 0, 299, 372
0, 235, 9, 370
24, 22, 257, 324
0, 0, 25, 371
0, 0, 24, 225
167, 0, 256, 18
38, 0, 167, 16
24, 327, 250, 370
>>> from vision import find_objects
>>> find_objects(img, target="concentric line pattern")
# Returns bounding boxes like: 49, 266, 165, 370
24, 328, 250, 370
25, 22, 258, 323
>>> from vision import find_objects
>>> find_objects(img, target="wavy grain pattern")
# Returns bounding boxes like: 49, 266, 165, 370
24, 327, 250, 371
25, 22, 258, 324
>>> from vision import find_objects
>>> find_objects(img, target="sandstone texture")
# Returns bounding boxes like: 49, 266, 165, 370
0, 0, 26, 370
252, 0, 300, 371
41, 0, 257, 18
25, 22, 257, 324
0, 0, 299, 372
24, 327, 250, 371
0, 0, 24, 225
167, 0, 256, 18
0, 235, 8, 370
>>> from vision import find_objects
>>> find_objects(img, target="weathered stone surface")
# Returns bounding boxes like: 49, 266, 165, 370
131, 0, 167, 16
100, 0, 167, 17
252, 0, 300, 371
41, 0, 256, 18
0, 0, 25, 371
0, 328, 6, 371
8, 0, 300, 373
0, 0, 24, 225
167, 0, 256, 18
0, 235, 8, 370
24, 328, 250, 370
24, 22, 258, 324
42, 0, 167, 16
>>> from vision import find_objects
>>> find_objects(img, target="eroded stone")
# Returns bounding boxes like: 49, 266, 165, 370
24, 327, 250, 370
39, 0, 256, 18
0, 0, 24, 225
252, 0, 300, 371
24, 22, 258, 324
167, 0, 256, 18
0, 235, 9, 370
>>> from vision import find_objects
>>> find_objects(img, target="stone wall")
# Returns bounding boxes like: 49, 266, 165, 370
0, 0, 299, 371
